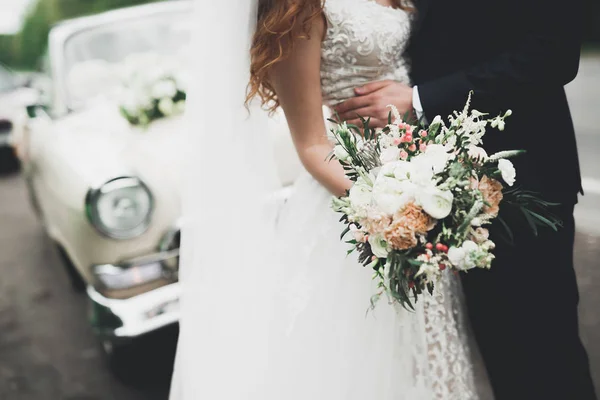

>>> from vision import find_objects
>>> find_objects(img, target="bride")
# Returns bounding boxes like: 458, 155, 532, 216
171, 0, 490, 398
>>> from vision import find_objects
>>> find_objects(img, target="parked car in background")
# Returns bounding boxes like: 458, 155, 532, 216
0, 63, 39, 172
15, 0, 302, 372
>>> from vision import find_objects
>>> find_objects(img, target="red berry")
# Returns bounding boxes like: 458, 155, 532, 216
439, 264, 447, 271
405, 133, 413, 142
436, 243, 445, 251
425, 243, 433, 250
408, 282, 415, 289
442, 245, 449, 253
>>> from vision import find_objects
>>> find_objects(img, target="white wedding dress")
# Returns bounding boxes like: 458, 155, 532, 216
171, 0, 488, 399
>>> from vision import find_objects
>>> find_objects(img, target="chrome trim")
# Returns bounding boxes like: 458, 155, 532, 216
92, 248, 180, 290
85, 176, 154, 240
87, 283, 180, 339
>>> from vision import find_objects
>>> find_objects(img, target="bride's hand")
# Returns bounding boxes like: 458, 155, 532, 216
333, 80, 414, 129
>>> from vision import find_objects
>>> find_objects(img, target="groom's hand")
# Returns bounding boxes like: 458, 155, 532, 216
332, 81, 414, 129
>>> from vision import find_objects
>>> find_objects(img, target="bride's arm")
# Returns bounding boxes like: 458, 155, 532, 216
270, 15, 351, 198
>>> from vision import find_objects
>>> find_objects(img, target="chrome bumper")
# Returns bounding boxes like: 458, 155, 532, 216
87, 282, 180, 340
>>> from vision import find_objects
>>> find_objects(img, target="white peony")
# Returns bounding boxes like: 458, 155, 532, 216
158, 97, 175, 116
448, 240, 479, 271
369, 234, 390, 258
498, 159, 516, 186
378, 161, 407, 179
408, 155, 435, 186
372, 175, 416, 215
423, 144, 451, 174
417, 187, 454, 219
380, 146, 401, 164
348, 177, 373, 209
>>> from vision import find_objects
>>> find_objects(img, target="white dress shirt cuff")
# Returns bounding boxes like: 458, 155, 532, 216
412, 85, 426, 123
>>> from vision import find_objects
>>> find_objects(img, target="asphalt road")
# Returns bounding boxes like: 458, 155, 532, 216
0, 55, 599, 400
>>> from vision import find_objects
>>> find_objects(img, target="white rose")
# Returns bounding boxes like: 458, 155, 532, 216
372, 176, 416, 215
380, 146, 401, 164
417, 187, 454, 219
348, 177, 373, 209
158, 97, 175, 116
151, 79, 177, 99
334, 144, 350, 161
369, 234, 390, 258
498, 159, 516, 186
468, 145, 488, 161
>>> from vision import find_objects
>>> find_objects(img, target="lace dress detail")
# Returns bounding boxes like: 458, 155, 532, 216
315, 1, 483, 398
321, 0, 413, 106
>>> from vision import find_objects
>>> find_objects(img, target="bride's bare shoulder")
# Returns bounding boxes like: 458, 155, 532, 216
248, 1, 325, 111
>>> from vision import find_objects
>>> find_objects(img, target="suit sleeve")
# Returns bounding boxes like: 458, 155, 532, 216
417, 0, 584, 119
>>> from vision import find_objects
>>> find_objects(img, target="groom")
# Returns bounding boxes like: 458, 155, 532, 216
334, 0, 597, 399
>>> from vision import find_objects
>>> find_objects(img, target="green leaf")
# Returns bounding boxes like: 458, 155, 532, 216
521, 208, 539, 236
496, 216, 514, 245
340, 225, 351, 240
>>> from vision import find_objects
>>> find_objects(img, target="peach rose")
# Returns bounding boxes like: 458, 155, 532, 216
479, 176, 504, 218
383, 202, 435, 250
361, 213, 392, 235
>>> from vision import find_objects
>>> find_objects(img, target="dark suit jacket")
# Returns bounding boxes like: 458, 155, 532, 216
407, 0, 584, 203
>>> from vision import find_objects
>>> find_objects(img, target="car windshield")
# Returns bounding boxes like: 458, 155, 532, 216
0, 64, 15, 93
62, 11, 191, 109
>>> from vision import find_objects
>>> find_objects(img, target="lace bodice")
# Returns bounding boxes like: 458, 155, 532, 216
321, 0, 413, 106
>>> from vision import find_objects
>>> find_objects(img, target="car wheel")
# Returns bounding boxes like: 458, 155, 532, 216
101, 339, 139, 382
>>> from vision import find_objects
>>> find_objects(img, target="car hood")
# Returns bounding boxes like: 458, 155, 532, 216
52, 102, 185, 198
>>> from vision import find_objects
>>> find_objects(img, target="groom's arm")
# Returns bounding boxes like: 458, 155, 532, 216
418, 0, 584, 119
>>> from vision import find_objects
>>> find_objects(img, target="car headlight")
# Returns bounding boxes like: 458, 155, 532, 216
86, 177, 153, 239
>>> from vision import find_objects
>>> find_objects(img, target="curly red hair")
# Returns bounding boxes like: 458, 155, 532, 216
247, 0, 413, 112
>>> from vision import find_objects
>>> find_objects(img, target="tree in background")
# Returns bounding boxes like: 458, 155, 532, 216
4, 0, 161, 70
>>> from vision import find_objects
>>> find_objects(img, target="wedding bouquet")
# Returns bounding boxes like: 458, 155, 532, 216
117, 53, 188, 127
330, 94, 559, 310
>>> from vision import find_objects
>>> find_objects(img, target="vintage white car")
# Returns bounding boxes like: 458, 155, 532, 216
19, 0, 301, 367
